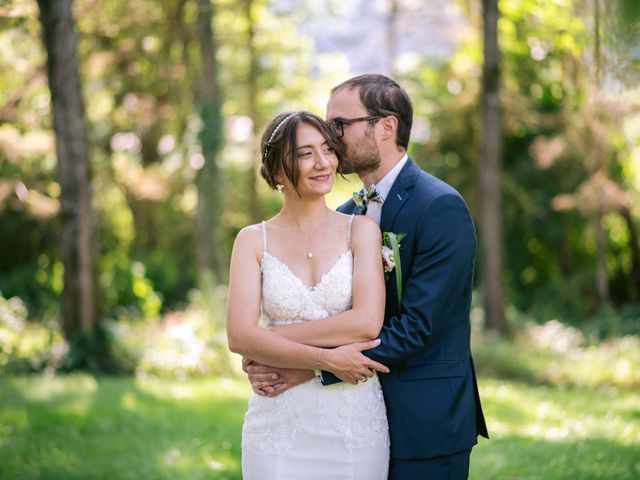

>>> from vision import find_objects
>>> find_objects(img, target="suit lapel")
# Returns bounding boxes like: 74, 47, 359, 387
380, 158, 420, 233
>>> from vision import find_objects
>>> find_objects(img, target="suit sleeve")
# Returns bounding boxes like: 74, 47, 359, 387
366, 192, 476, 365
322, 192, 476, 385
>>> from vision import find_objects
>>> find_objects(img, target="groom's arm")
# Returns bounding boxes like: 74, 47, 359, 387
322, 193, 475, 384
370, 193, 475, 364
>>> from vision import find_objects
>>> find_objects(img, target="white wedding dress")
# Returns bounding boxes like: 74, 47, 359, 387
241, 219, 390, 480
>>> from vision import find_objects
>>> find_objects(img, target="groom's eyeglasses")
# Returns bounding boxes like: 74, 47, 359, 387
329, 116, 383, 138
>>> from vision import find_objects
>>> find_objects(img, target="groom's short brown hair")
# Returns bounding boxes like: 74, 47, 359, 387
331, 74, 413, 150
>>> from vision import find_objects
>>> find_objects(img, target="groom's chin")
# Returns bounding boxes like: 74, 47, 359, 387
338, 161, 356, 175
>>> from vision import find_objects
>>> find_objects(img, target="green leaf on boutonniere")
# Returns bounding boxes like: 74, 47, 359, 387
383, 231, 405, 316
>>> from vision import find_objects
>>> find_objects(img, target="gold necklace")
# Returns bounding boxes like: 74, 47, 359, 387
292, 213, 329, 259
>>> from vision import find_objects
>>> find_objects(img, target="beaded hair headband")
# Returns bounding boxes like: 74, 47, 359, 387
262, 112, 298, 161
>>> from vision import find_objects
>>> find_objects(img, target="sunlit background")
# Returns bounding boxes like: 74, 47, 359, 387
1, 0, 639, 478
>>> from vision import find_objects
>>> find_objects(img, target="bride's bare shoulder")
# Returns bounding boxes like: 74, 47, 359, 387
233, 223, 264, 254
350, 215, 381, 245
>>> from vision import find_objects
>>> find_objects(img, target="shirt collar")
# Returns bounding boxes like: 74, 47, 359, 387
367, 154, 408, 200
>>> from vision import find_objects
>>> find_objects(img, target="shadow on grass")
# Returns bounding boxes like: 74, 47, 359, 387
0, 375, 249, 480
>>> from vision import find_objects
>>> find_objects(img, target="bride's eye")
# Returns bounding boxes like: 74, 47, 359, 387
298, 150, 312, 159
322, 146, 335, 155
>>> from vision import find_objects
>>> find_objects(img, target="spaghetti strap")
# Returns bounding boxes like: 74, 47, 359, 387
346, 214, 355, 249
261, 221, 267, 253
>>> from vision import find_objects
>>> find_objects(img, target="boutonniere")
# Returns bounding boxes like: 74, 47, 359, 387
382, 232, 405, 315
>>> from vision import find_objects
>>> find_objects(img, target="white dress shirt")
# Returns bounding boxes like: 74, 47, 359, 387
365, 155, 408, 225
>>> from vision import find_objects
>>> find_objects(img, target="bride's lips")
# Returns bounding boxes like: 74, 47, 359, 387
308, 173, 332, 182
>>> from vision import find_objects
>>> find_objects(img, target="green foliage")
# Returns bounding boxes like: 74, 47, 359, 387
400, 0, 640, 323
473, 320, 640, 389
0, 0, 639, 372
0, 293, 65, 374
0, 285, 230, 378
108, 285, 232, 379
1, 0, 330, 325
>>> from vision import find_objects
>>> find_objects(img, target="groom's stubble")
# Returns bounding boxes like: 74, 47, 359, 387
339, 124, 382, 176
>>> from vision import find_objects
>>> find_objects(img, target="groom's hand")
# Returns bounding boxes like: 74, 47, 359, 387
243, 359, 314, 397
242, 358, 279, 395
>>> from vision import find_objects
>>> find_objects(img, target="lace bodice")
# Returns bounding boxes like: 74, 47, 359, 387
260, 217, 354, 327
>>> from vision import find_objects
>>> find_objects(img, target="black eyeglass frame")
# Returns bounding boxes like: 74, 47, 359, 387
329, 115, 383, 138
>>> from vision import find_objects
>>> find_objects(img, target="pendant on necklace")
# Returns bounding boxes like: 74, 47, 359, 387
307, 252, 313, 259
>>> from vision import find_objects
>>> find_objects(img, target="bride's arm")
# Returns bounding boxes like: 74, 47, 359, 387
226, 225, 387, 382
270, 216, 386, 347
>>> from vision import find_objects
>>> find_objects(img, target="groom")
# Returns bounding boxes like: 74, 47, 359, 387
246, 74, 489, 479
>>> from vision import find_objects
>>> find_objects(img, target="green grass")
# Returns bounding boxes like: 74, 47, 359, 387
0, 374, 638, 479
0, 375, 250, 480
472, 379, 640, 479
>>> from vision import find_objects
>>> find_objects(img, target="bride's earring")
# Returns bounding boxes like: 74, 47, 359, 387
276, 184, 284, 193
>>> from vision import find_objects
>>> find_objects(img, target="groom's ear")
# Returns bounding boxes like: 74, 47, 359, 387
381, 116, 398, 141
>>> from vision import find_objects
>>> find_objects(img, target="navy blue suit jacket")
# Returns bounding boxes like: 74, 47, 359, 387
326, 158, 488, 460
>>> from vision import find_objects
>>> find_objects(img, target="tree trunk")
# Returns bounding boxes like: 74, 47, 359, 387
595, 210, 609, 304
37, 0, 96, 340
560, 215, 573, 276
195, 0, 225, 285
386, 0, 398, 77
592, 0, 609, 305
479, 0, 507, 333
246, 0, 261, 223
620, 206, 640, 299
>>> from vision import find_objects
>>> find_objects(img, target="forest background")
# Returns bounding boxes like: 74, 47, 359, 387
0, 0, 639, 478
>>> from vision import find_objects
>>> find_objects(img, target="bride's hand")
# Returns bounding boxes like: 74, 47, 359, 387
321, 339, 389, 385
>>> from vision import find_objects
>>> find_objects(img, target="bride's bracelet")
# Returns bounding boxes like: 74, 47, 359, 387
314, 348, 323, 378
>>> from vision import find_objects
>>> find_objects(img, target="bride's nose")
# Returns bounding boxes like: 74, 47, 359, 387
315, 151, 331, 168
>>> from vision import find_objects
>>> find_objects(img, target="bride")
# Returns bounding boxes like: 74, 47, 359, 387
226, 111, 390, 479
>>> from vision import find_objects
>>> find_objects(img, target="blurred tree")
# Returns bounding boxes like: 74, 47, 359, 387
403, 0, 639, 324
245, 0, 262, 223
479, 0, 507, 333
386, 0, 399, 77
1, 0, 635, 343
195, 0, 226, 285
593, 0, 609, 305
36, 0, 97, 341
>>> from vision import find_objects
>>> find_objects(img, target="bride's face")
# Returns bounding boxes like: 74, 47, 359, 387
282, 123, 338, 197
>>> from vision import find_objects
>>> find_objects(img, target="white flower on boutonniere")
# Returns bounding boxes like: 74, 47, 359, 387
382, 232, 405, 315
382, 245, 396, 273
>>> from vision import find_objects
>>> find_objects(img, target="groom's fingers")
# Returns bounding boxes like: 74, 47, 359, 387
250, 384, 270, 396
246, 364, 277, 374
242, 357, 255, 373
251, 379, 280, 390
268, 382, 294, 397
248, 372, 280, 382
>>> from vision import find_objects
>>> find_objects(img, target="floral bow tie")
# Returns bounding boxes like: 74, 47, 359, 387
353, 185, 384, 211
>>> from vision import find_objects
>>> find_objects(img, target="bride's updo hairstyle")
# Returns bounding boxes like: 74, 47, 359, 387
260, 111, 345, 194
